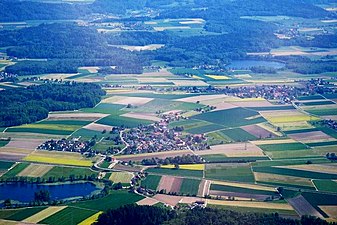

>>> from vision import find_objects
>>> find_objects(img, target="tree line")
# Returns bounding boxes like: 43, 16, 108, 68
94, 204, 336, 225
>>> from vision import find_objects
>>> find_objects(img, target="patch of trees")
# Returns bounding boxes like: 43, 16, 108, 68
106, 31, 170, 46
95, 205, 335, 225
0, 23, 147, 75
0, 82, 105, 127
286, 61, 337, 74
192, 0, 330, 18
288, 34, 337, 49
251, 66, 277, 74
326, 153, 337, 161
0, 0, 88, 22
141, 154, 203, 165
34, 190, 50, 202
94, 204, 176, 225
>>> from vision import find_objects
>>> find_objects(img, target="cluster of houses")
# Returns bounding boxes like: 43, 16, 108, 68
135, 78, 336, 104
121, 122, 208, 155
0, 72, 17, 82
37, 138, 96, 156
320, 119, 337, 131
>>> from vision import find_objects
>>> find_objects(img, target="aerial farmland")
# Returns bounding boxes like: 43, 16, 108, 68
1, 0, 337, 224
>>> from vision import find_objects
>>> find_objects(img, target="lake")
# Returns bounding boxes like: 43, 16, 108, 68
0, 182, 101, 203
226, 60, 285, 69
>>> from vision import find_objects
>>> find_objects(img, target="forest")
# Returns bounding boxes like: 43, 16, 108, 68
1, 23, 147, 75
0, 82, 105, 127
94, 204, 336, 225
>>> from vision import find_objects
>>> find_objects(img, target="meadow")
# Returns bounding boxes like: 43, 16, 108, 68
109, 172, 133, 184
205, 163, 255, 183
313, 180, 337, 193
146, 167, 203, 178
96, 115, 152, 128
192, 108, 266, 127
179, 178, 201, 196
39, 206, 97, 225
141, 175, 162, 190
257, 142, 309, 151
210, 184, 279, 196
1, 162, 30, 178
220, 128, 257, 141
0, 207, 47, 221
69, 190, 144, 211
42, 166, 98, 180
253, 166, 337, 180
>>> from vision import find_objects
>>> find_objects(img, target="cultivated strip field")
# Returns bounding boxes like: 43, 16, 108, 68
207, 199, 293, 210
196, 143, 265, 157
22, 206, 67, 223
17, 163, 54, 177
157, 175, 183, 193
115, 150, 194, 161
136, 198, 159, 206
287, 195, 323, 218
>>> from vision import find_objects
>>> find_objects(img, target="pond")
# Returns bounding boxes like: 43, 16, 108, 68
226, 60, 285, 69
0, 182, 101, 203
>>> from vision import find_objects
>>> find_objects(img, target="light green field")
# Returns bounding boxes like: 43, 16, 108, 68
23, 151, 93, 167
109, 172, 133, 184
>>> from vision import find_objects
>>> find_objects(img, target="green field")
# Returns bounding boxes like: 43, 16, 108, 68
71, 128, 110, 140
205, 163, 255, 183
306, 108, 337, 116
146, 167, 203, 178
141, 174, 162, 190
128, 99, 202, 114
118, 92, 203, 100
301, 192, 337, 217
206, 131, 232, 145
96, 115, 152, 128
37, 120, 91, 126
220, 128, 257, 141
258, 142, 309, 151
210, 184, 278, 196
6, 128, 73, 135
39, 206, 97, 225
0, 160, 14, 170
42, 166, 98, 180
253, 166, 337, 180
186, 123, 225, 134
284, 128, 318, 134
302, 101, 336, 106
306, 141, 337, 147
0, 139, 10, 147
247, 105, 295, 111
1, 162, 30, 178
109, 172, 133, 184
6, 121, 84, 135
202, 154, 268, 163
82, 103, 125, 115
297, 95, 324, 100
0, 207, 47, 221
209, 204, 297, 217
69, 190, 144, 211
313, 180, 337, 193
192, 108, 266, 127
179, 178, 201, 195
4, 207, 48, 221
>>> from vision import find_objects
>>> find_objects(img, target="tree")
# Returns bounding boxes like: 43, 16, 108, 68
113, 182, 123, 190
34, 190, 50, 202
4, 199, 11, 208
